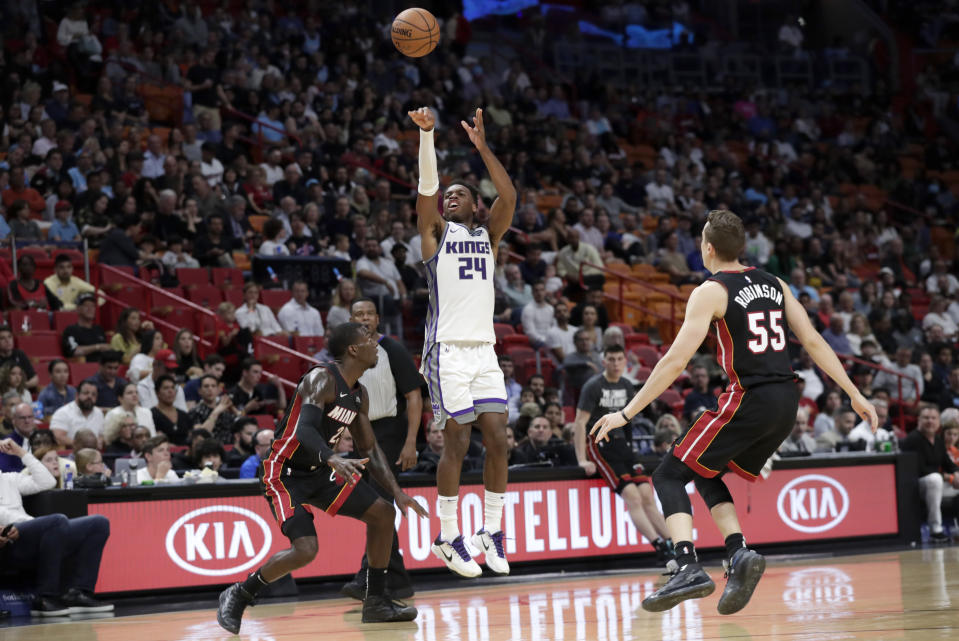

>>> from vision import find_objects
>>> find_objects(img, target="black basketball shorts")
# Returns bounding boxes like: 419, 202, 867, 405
262, 465, 380, 541
587, 436, 650, 494
671, 379, 800, 481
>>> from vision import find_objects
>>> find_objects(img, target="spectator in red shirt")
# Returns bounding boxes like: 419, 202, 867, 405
8, 256, 61, 311
2, 168, 46, 215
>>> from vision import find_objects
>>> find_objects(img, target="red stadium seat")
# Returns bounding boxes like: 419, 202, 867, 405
223, 288, 243, 307
212, 267, 244, 289
501, 334, 531, 350
35, 357, 59, 387
16, 333, 61, 357
254, 414, 276, 430
260, 289, 292, 312
69, 362, 100, 386
493, 323, 515, 340
9, 310, 51, 334
293, 335, 325, 356
563, 406, 576, 423
176, 267, 210, 289
53, 311, 79, 333
632, 345, 661, 367
186, 284, 223, 308
506, 346, 535, 365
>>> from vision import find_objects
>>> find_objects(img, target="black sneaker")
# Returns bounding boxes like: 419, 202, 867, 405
341, 579, 366, 601
930, 530, 950, 543
361, 594, 418, 623
30, 596, 70, 617
216, 583, 253, 634
341, 579, 415, 601
63, 588, 114, 613
717, 548, 766, 615
641, 562, 715, 612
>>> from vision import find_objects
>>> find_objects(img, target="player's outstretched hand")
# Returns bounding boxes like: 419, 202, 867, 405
851, 394, 879, 433
460, 108, 487, 149
395, 492, 429, 519
590, 412, 627, 443
328, 455, 368, 484
408, 107, 434, 131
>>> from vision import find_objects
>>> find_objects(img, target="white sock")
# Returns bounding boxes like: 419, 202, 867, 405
438, 495, 460, 541
484, 490, 506, 534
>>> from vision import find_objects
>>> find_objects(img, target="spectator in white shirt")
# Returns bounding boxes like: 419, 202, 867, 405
546, 301, 578, 362
50, 381, 104, 448
926, 259, 959, 296
356, 237, 405, 335
572, 208, 605, 253
645, 170, 676, 214
278, 281, 325, 336
137, 434, 179, 483
874, 346, 923, 403
259, 148, 284, 186
923, 296, 958, 339
160, 235, 200, 273
521, 281, 555, 349
236, 282, 286, 337
137, 350, 188, 411
380, 221, 415, 266
258, 219, 290, 256
199, 142, 224, 187
141, 135, 166, 179
743, 217, 772, 267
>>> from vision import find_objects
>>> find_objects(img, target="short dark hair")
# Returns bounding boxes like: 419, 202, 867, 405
350, 297, 378, 314
100, 350, 123, 366
154, 374, 176, 392
498, 354, 513, 363
48, 358, 68, 374
203, 354, 226, 367
199, 374, 219, 387
262, 218, 283, 240
54, 253, 73, 265
241, 357, 260, 372
704, 210, 745, 261
603, 344, 626, 356
195, 438, 225, 460
187, 428, 213, 444
328, 322, 365, 360
234, 416, 259, 434
0, 325, 11, 336
77, 380, 98, 394
446, 180, 479, 205
142, 434, 169, 455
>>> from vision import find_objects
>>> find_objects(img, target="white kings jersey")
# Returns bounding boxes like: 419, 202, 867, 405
423, 221, 496, 348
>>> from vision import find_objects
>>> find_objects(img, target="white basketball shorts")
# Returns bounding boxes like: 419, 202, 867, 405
421, 341, 507, 426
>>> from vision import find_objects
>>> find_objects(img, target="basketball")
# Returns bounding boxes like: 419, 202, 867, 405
391, 8, 440, 58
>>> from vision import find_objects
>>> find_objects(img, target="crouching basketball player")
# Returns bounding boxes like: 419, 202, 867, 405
216, 322, 428, 633
592, 210, 877, 614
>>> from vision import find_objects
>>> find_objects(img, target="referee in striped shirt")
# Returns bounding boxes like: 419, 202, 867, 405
341, 298, 423, 600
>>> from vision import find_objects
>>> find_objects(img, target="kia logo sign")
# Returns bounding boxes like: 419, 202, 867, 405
165, 506, 273, 576
776, 474, 849, 533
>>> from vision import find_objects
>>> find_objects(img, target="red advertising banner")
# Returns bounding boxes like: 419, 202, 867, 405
90, 464, 898, 593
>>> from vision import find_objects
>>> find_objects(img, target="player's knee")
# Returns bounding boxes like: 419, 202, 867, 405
367, 499, 395, 529
443, 427, 470, 458
694, 476, 734, 510
638, 483, 657, 507
291, 536, 318, 563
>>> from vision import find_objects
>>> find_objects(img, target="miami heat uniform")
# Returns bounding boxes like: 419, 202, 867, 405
421, 221, 506, 426
672, 268, 799, 480
261, 363, 379, 540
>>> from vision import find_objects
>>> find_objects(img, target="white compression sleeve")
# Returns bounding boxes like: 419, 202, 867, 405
418, 128, 439, 196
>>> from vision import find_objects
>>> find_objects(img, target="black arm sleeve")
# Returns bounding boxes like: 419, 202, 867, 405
294, 402, 336, 464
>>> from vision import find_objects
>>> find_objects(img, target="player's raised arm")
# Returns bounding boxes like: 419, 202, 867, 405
591, 282, 724, 442
461, 108, 516, 246
410, 107, 444, 261
352, 386, 429, 518
297, 367, 367, 482
778, 278, 878, 432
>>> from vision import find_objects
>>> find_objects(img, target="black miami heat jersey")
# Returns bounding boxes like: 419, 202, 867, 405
708, 268, 795, 390
267, 363, 363, 472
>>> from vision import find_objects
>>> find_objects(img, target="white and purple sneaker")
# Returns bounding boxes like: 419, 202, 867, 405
431, 534, 482, 578
471, 528, 510, 575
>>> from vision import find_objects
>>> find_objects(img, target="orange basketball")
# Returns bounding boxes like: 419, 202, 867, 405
391, 8, 440, 58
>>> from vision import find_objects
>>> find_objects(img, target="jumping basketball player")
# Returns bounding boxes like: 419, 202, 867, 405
591, 210, 877, 614
409, 106, 516, 577
216, 323, 428, 633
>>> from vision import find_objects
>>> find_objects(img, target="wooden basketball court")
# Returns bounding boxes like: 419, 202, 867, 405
5, 547, 958, 640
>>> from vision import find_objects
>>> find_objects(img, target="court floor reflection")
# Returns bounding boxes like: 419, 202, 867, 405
4, 548, 959, 641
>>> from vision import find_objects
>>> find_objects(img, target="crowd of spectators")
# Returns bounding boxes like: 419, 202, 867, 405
0, 0, 954, 544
